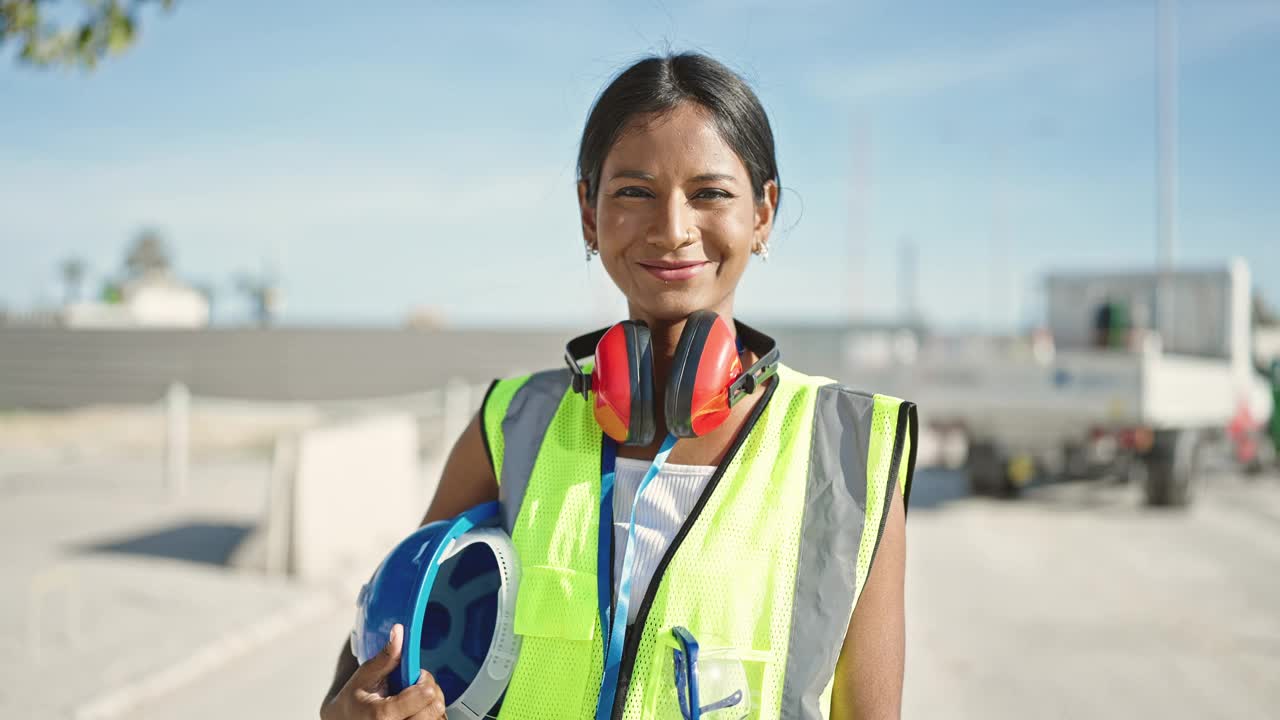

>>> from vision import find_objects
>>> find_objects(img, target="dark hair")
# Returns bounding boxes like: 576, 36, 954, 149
577, 53, 780, 211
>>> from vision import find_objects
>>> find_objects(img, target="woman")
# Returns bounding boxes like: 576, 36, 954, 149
322, 52, 914, 720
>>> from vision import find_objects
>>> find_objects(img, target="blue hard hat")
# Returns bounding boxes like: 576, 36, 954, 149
351, 501, 521, 718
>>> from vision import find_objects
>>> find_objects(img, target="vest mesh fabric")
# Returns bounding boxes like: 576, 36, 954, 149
498, 382, 605, 719
479, 365, 912, 719
483, 374, 530, 484
622, 365, 825, 720
854, 395, 904, 604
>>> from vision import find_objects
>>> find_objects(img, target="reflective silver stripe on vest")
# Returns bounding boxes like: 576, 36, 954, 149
497, 368, 571, 535
780, 383, 875, 720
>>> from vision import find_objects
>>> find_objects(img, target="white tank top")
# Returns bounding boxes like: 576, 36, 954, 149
611, 455, 718, 625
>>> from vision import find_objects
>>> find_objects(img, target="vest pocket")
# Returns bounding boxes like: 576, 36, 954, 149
501, 565, 599, 718
512, 564, 597, 641
641, 631, 771, 719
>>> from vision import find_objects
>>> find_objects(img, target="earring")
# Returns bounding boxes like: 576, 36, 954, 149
755, 243, 770, 262
585, 244, 598, 261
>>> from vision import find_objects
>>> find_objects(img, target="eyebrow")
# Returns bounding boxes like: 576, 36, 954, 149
609, 170, 655, 182
607, 170, 739, 183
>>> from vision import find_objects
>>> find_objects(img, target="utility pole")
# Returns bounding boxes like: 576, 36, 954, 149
900, 236, 918, 325
989, 144, 1010, 336
1156, 0, 1179, 339
848, 115, 871, 327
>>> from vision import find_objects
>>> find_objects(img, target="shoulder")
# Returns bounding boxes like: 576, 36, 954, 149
480, 367, 574, 437
778, 364, 918, 509
479, 367, 574, 484
776, 364, 913, 410
484, 367, 572, 414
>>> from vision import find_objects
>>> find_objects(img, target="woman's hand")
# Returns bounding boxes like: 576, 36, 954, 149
320, 624, 447, 720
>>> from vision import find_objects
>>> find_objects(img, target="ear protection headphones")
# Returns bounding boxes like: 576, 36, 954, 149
564, 310, 780, 446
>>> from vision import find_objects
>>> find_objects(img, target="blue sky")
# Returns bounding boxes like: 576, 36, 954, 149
1, 0, 1276, 330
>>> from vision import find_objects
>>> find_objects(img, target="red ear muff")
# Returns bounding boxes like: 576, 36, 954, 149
567, 315, 778, 444
665, 311, 744, 438
589, 321, 655, 446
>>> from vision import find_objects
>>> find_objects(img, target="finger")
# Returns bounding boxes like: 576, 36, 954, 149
350, 623, 404, 691
385, 670, 445, 718
404, 695, 448, 719
405, 699, 447, 720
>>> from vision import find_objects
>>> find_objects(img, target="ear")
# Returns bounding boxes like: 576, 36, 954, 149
753, 180, 778, 248
577, 180, 598, 249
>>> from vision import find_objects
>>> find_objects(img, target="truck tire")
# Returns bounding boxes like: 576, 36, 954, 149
1062, 440, 1090, 479
1119, 453, 1145, 486
1245, 435, 1275, 477
1143, 429, 1202, 507
968, 441, 1016, 498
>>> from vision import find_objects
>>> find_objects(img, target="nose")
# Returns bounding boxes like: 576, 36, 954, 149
647, 192, 698, 251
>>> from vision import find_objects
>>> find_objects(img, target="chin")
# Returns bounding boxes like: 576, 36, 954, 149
632, 292, 720, 322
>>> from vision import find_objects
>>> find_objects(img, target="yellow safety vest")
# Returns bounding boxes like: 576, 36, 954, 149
480, 363, 915, 719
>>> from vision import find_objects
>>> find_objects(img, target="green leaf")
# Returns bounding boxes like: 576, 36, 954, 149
9, 2, 40, 32
3, 0, 178, 69
106, 13, 134, 53
76, 25, 93, 53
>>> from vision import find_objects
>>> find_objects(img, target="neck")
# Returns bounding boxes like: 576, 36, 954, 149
629, 301, 739, 378
612, 302, 765, 459
628, 302, 763, 423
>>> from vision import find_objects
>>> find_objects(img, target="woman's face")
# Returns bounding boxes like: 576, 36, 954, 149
579, 103, 777, 325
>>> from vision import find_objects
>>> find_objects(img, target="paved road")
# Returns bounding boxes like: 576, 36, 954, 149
903, 469, 1280, 719
134, 468, 1280, 719
7, 453, 1279, 719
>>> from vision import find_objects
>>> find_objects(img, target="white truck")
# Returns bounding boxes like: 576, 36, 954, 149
847, 259, 1274, 506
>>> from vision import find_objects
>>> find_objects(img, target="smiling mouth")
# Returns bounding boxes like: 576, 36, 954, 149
638, 260, 710, 282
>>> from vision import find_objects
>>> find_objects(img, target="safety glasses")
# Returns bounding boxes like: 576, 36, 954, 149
670, 626, 746, 720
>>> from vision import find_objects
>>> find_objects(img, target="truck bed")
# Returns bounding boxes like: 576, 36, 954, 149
845, 346, 1260, 458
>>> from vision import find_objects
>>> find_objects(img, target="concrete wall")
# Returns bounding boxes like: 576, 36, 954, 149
0, 324, 871, 409
0, 327, 566, 408
284, 413, 426, 583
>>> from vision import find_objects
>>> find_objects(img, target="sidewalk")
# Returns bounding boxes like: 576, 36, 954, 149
0, 454, 338, 720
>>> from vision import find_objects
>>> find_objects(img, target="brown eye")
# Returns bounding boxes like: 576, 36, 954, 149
693, 188, 734, 200
614, 186, 654, 199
